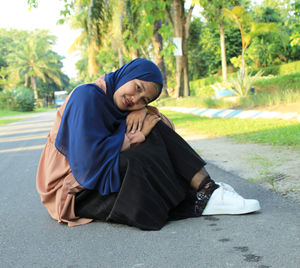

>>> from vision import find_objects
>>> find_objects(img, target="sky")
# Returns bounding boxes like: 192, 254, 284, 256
0, 0, 80, 78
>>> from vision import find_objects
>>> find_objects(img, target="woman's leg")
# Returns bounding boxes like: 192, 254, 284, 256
75, 121, 260, 230
152, 121, 219, 193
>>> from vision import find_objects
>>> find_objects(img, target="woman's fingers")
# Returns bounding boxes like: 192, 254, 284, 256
126, 108, 147, 133
138, 118, 144, 131
131, 121, 138, 133
146, 114, 160, 126
126, 120, 133, 133
141, 114, 161, 137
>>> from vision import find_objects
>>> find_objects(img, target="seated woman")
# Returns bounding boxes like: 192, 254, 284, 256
36, 58, 260, 230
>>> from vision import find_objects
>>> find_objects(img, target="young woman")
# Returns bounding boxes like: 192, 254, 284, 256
36, 58, 260, 230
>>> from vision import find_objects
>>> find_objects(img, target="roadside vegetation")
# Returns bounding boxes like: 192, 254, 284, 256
0, 107, 55, 126
0, 117, 28, 126
155, 72, 300, 110
163, 110, 300, 148
0, 107, 55, 117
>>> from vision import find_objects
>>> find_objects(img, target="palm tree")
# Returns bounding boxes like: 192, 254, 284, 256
68, 0, 111, 79
8, 30, 62, 99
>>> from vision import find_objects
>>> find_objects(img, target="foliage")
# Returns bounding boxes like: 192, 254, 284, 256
14, 87, 35, 111
0, 28, 68, 108
25, 0, 300, 99
0, 89, 16, 110
190, 85, 215, 97
190, 72, 237, 90
0, 86, 35, 111
289, 1, 300, 47
250, 61, 300, 76
160, 72, 300, 110
191, 61, 300, 96
224, 68, 263, 96
187, 18, 205, 80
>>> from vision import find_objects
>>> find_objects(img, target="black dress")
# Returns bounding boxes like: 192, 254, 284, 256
75, 121, 209, 230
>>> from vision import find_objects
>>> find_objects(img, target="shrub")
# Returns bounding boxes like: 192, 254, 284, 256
223, 69, 263, 97
0, 89, 17, 110
190, 76, 222, 90
15, 87, 35, 111
250, 61, 300, 76
191, 61, 300, 89
0, 87, 35, 111
191, 85, 215, 97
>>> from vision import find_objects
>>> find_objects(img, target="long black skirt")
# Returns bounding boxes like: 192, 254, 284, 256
75, 121, 207, 230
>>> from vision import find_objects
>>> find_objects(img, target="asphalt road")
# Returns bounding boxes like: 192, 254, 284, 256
0, 111, 299, 268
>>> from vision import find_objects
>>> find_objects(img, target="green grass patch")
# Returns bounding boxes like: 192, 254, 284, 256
154, 96, 235, 109
0, 117, 28, 126
0, 106, 55, 117
163, 110, 300, 147
254, 73, 300, 92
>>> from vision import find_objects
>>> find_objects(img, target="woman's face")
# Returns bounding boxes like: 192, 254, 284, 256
113, 79, 158, 111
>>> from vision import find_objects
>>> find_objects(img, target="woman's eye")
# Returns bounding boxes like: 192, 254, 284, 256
137, 85, 141, 92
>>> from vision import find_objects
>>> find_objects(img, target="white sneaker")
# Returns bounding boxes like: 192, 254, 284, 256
202, 182, 261, 215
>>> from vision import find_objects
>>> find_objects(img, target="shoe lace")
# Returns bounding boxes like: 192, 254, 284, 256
218, 182, 241, 200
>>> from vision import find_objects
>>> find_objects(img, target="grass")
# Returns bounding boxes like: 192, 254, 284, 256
0, 106, 55, 126
163, 110, 300, 147
0, 117, 28, 126
0, 106, 55, 117
254, 73, 300, 92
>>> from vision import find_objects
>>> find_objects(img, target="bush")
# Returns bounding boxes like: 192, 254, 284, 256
15, 87, 35, 111
250, 61, 300, 76
0, 89, 16, 110
0, 87, 35, 111
191, 61, 300, 89
190, 85, 215, 97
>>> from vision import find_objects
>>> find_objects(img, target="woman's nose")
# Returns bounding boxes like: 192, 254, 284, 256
132, 93, 142, 104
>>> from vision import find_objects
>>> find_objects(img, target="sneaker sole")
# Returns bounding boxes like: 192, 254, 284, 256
202, 205, 260, 216
202, 203, 261, 216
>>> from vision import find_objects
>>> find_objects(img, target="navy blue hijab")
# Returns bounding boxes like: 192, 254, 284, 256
55, 58, 163, 195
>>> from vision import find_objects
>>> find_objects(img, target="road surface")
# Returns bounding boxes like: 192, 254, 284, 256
0, 111, 299, 268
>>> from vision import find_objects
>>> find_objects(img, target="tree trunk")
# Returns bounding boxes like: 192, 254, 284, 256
152, 19, 168, 96
219, 20, 228, 82
170, 0, 192, 97
172, 0, 184, 97
31, 76, 38, 100
88, 40, 99, 78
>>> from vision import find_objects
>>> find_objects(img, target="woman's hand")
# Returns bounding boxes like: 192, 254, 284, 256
141, 114, 161, 137
126, 108, 147, 133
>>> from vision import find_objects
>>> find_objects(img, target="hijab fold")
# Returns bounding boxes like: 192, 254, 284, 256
55, 58, 163, 195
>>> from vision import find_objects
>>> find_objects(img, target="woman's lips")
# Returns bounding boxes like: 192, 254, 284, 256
124, 96, 133, 107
